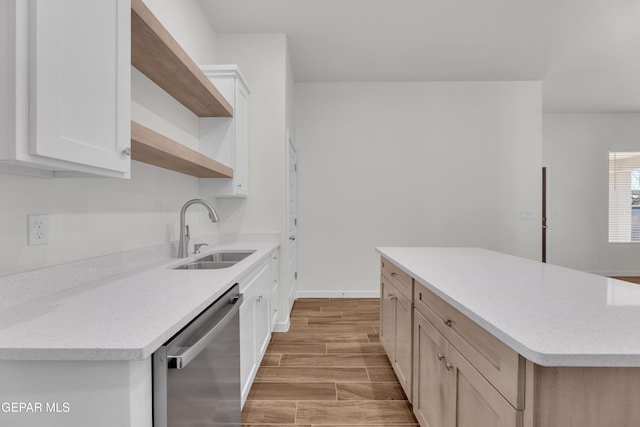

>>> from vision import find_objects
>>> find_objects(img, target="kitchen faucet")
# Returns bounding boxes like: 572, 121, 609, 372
178, 199, 220, 258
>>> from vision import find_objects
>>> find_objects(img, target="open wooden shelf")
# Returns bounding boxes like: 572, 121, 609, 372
131, 0, 233, 118
130, 0, 235, 178
130, 121, 233, 178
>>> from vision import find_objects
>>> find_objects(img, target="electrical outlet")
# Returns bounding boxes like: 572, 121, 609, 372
27, 214, 49, 245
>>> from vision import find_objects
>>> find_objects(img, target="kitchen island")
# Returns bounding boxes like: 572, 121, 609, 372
377, 247, 640, 427
0, 234, 280, 427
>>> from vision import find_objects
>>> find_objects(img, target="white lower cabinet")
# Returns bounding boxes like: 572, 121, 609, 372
0, 359, 151, 427
254, 285, 271, 360
239, 292, 256, 403
239, 249, 280, 406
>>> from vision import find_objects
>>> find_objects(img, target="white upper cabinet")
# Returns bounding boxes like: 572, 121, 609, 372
0, 0, 131, 178
199, 65, 250, 198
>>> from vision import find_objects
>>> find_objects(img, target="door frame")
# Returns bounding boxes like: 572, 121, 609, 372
283, 129, 298, 328
542, 164, 551, 263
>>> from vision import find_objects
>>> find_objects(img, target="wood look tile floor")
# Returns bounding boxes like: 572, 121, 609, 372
242, 298, 418, 427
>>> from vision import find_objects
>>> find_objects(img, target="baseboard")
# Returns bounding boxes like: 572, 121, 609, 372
273, 319, 290, 332
296, 290, 380, 298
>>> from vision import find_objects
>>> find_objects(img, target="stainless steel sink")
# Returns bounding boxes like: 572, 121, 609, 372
173, 250, 256, 270
175, 261, 237, 270
195, 251, 255, 263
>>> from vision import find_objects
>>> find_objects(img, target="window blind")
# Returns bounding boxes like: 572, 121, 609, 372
608, 151, 640, 242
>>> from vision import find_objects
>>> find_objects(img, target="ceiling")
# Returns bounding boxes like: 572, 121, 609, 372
199, 0, 640, 112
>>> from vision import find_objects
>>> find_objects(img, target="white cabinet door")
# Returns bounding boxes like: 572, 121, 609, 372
239, 259, 271, 407
239, 296, 256, 405
254, 278, 271, 359
199, 65, 249, 198
30, 0, 130, 172
0, 0, 130, 178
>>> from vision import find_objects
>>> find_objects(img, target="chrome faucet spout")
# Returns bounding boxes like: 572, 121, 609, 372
178, 199, 220, 258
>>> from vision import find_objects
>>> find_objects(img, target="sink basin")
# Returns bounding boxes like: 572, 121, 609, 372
195, 251, 255, 263
173, 250, 256, 270
175, 261, 237, 270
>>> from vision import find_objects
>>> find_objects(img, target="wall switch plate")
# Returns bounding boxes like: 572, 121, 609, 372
27, 214, 49, 245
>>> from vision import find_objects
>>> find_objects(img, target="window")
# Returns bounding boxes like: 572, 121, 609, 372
609, 151, 640, 242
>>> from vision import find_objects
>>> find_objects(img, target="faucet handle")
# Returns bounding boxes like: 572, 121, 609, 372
193, 243, 209, 254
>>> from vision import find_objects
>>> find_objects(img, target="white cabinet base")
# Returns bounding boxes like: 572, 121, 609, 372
0, 359, 151, 427
239, 248, 280, 407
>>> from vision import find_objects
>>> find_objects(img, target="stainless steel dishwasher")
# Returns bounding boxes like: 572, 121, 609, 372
153, 284, 242, 427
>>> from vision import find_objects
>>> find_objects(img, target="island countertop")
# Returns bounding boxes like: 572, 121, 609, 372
376, 247, 640, 367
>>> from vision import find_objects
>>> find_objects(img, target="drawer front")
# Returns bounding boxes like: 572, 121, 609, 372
414, 282, 524, 409
381, 257, 413, 300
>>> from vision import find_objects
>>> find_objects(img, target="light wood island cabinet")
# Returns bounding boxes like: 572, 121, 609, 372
413, 286, 522, 427
414, 283, 525, 410
380, 257, 413, 401
379, 250, 640, 427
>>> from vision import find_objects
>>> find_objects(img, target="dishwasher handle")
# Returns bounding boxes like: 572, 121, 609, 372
167, 293, 243, 369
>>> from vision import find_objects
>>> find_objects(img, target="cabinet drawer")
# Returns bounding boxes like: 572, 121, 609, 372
414, 282, 524, 409
381, 257, 413, 300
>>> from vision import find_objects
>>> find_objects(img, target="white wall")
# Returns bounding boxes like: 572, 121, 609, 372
0, 0, 220, 276
295, 82, 542, 295
142, 0, 218, 65
543, 113, 640, 274
0, 162, 212, 275
286, 42, 296, 140
210, 34, 287, 235
209, 33, 291, 322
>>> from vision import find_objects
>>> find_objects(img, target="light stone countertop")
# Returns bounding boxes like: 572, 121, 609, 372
376, 247, 640, 367
0, 234, 279, 361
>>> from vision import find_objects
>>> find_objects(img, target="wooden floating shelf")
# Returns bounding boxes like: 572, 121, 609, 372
131, 0, 233, 118
130, 121, 233, 178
